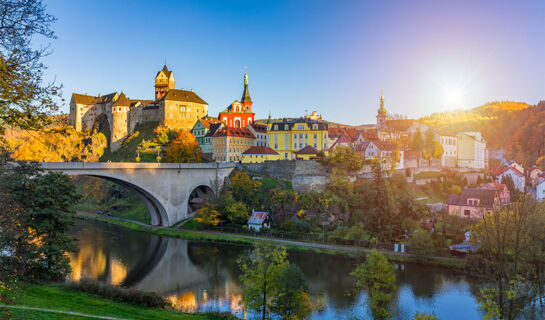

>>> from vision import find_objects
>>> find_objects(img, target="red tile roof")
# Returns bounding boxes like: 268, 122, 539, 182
495, 166, 524, 177
242, 146, 279, 155
213, 127, 255, 138
295, 145, 320, 155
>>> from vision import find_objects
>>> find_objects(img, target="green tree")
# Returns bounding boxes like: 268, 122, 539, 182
29, 172, 81, 280
229, 171, 263, 208
351, 249, 396, 320
414, 313, 440, 320
326, 145, 363, 172
270, 264, 312, 320
0, 0, 60, 134
411, 128, 424, 152
238, 245, 288, 320
224, 199, 249, 225
408, 229, 435, 260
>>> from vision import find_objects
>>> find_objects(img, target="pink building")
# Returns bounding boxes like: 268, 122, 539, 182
447, 188, 500, 219
478, 182, 510, 204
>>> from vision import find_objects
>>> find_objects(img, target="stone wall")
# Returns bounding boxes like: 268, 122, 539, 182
238, 160, 330, 193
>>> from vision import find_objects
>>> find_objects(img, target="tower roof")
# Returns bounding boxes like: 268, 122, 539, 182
156, 64, 173, 79
377, 90, 387, 115
241, 72, 252, 103
113, 92, 130, 106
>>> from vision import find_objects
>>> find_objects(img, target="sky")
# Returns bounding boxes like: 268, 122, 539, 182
40, 0, 545, 125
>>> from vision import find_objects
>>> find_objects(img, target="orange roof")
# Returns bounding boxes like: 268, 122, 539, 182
242, 146, 279, 155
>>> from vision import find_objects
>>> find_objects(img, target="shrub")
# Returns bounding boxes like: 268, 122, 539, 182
294, 220, 316, 233
67, 279, 170, 309
408, 229, 436, 259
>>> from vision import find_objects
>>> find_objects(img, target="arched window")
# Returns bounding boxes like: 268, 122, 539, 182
235, 119, 241, 128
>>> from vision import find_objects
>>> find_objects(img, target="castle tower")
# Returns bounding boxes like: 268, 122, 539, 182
155, 64, 175, 100
376, 90, 387, 130
110, 92, 130, 151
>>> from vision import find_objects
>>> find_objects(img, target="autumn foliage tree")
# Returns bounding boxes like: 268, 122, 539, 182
164, 129, 202, 163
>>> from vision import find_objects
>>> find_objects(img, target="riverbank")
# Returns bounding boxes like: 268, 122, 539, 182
76, 213, 467, 270
6, 283, 236, 320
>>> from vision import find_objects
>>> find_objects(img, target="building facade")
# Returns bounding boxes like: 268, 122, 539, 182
212, 127, 255, 162
439, 135, 457, 168
457, 131, 488, 169
218, 73, 255, 128
241, 146, 280, 163
447, 188, 499, 219
266, 118, 329, 160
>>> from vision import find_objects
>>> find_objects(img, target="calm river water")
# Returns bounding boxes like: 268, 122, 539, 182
68, 220, 484, 319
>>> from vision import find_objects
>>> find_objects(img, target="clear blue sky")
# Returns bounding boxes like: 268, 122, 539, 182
41, 0, 544, 125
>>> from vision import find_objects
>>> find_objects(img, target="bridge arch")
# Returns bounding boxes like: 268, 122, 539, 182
39, 162, 236, 227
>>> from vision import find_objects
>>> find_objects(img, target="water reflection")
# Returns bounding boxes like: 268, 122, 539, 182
69, 220, 484, 319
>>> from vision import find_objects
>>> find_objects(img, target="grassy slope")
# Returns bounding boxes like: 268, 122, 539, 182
100, 122, 159, 162
10, 284, 234, 320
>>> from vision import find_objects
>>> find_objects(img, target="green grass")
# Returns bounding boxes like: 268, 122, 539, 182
10, 284, 235, 320
414, 171, 442, 179
100, 122, 159, 162
78, 216, 467, 270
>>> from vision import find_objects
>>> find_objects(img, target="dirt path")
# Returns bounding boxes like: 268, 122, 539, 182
0, 304, 127, 320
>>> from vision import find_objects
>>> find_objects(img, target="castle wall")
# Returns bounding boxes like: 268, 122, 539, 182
161, 100, 208, 132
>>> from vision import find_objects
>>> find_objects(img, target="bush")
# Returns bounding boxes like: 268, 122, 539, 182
67, 279, 170, 309
408, 229, 436, 259
294, 220, 316, 233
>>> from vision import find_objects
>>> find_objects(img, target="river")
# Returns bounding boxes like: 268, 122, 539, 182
68, 219, 484, 319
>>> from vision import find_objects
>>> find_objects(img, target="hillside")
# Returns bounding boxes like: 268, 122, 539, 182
100, 122, 160, 162
422, 101, 545, 167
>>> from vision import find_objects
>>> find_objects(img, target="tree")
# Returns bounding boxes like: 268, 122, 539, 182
408, 229, 435, 260
29, 172, 81, 280
411, 128, 424, 152
270, 264, 312, 320
230, 171, 263, 208
414, 313, 440, 320
224, 199, 249, 225
238, 245, 288, 320
153, 125, 170, 145
469, 196, 545, 319
326, 146, 363, 172
351, 249, 396, 320
0, 0, 60, 133
164, 129, 202, 163
194, 204, 221, 226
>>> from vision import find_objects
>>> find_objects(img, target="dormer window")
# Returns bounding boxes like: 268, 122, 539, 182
284, 125, 289, 130
313, 124, 318, 130
274, 125, 278, 130
467, 198, 480, 206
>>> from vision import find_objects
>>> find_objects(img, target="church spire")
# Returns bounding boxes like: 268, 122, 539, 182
378, 89, 386, 115
241, 71, 252, 103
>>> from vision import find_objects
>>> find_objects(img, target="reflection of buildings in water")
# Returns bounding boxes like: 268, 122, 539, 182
168, 291, 197, 313
68, 235, 128, 285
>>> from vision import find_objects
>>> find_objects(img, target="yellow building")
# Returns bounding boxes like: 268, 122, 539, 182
212, 127, 256, 162
241, 146, 280, 163
266, 117, 329, 160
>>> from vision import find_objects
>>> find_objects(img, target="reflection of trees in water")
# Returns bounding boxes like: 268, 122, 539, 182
287, 250, 363, 309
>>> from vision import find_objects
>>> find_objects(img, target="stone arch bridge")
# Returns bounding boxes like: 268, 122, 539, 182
40, 162, 236, 227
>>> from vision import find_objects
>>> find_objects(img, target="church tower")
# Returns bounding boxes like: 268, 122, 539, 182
155, 64, 175, 100
240, 72, 253, 111
376, 90, 387, 130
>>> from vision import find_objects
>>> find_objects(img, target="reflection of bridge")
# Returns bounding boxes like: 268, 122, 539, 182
40, 162, 235, 226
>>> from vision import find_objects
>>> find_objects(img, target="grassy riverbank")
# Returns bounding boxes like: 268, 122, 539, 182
7, 284, 235, 320
78, 215, 467, 270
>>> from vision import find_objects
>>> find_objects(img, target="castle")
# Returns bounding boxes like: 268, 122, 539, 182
69, 65, 208, 151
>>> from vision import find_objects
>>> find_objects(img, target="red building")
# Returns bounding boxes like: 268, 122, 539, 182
218, 72, 255, 128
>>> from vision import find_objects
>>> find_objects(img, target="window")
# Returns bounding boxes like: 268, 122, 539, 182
274, 125, 278, 130
284, 153, 288, 160
274, 134, 278, 149
313, 124, 318, 130
284, 133, 289, 150
284, 124, 289, 130
464, 210, 470, 216
297, 124, 305, 130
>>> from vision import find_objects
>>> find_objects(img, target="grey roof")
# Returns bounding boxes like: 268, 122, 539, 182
269, 118, 328, 131
447, 188, 497, 207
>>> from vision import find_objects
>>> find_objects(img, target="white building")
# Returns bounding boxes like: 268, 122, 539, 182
439, 135, 457, 167
497, 166, 526, 193
536, 178, 545, 202
457, 131, 488, 169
